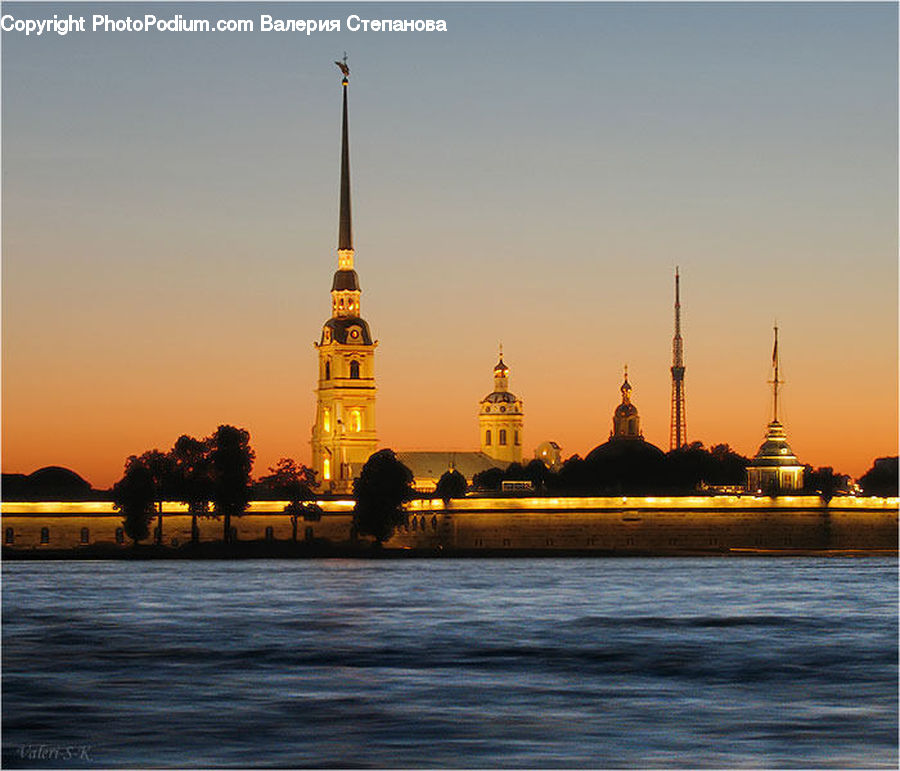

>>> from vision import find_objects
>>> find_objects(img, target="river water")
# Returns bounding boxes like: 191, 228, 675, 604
2, 558, 897, 768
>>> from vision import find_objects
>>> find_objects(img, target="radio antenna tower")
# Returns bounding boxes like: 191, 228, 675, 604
669, 267, 687, 450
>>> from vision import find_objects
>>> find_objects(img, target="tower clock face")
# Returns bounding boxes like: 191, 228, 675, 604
349, 328, 360, 340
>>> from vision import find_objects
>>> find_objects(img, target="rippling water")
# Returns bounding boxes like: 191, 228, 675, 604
3, 558, 897, 768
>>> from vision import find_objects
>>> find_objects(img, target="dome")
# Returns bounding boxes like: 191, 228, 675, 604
482, 391, 518, 404
583, 437, 666, 494
748, 421, 801, 468
321, 316, 372, 345
586, 438, 665, 465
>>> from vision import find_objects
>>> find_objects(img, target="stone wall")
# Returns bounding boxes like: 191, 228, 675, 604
2, 496, 896, 553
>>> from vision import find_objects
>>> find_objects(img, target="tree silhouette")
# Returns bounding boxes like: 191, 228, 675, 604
209, 425, 255, 544
353, 449, 414, 544
434, 468, 467, 503
111, 455, 157, 544
472, 466, 504, 492
803, 466, 849, 502
858, 457, 898, 497
257, 458, 316, 502
138, 449, 176, 546
171, 435, 212, 544
258, 457, 319, 541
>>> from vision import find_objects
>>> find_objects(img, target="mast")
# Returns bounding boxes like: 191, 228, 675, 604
669, 267, 687, 450
770, 324, 782, 422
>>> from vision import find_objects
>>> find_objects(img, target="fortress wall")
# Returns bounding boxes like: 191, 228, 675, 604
2, 498, 896, 552
1, 509, 354, 551
390, 505, 898, 552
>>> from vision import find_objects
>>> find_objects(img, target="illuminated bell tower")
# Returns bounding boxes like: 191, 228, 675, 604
310, 58, 377, 494
479, 347, 524, 464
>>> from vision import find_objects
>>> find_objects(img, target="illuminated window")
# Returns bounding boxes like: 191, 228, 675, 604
40, 527, 49, 544
325, 360, 331, 380
350, 360, 360, 379
323, 408, 331, 433
499, 429, 507, 446
323, 458, 331, 481
80, 528, 89, 544
485, 430, 492, 446
351, 409, 362, 432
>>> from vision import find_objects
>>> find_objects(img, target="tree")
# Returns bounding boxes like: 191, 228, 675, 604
171, 435, 212, 544
803, 466, 850, 501
257, 457, 316, 502
522, 459, 549, 491
111, 455, 157, 544
139, 449, 176, 546
258, 457, 319, 542
858, 457, 898, 497
209, 425, 255, 544
472, 466, 504, 492
434, 468, 467, 503
353, 449, 415, 544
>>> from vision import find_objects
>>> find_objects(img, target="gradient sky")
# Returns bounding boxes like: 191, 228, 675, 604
3, 2, 897, 488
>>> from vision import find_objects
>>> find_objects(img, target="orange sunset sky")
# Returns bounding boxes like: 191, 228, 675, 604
3, 3, 897, 488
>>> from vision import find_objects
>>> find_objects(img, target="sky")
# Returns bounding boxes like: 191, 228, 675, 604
2, 2, 897, 488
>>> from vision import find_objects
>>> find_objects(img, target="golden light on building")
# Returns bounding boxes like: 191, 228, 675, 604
310, 60, 378, 494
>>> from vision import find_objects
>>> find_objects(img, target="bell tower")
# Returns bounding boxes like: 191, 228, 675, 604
310, 58, 377, 494
478, 346, 524, 464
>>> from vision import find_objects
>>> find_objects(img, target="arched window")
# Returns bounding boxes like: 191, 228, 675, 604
5, 528, 13, 544
325, 360, 331, 380
485, 430, 492, 446
80, 528, 90, 544
323, 458, 331, 481
265, 526, 274, 542
351, 409, 362, 432
115, 527, 124, 544
514, 431, 520, 446
40, 527, 49, 544
350, 360, 360, 379
323, 408, 331, 433
499, 429, 507, 446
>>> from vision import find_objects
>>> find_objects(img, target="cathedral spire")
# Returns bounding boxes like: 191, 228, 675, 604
337, 54, 353, 256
